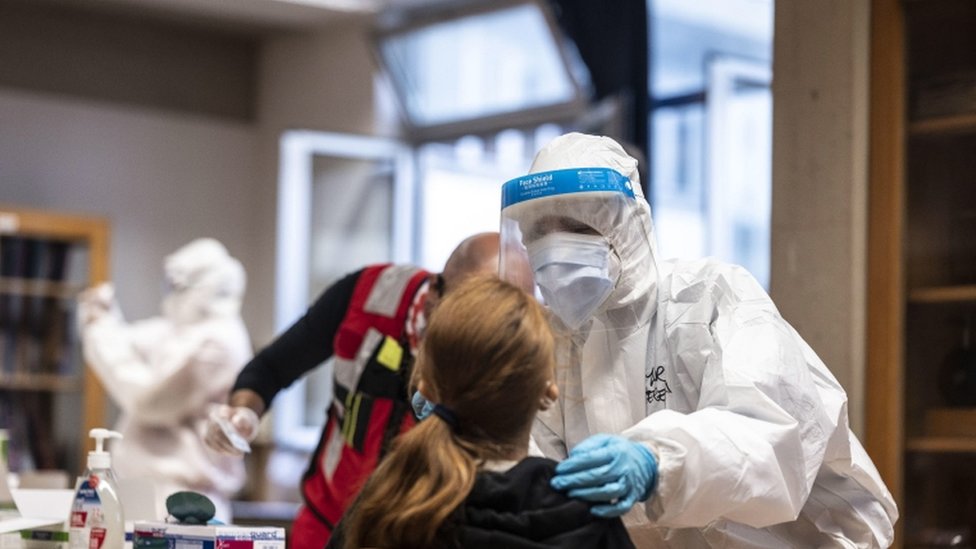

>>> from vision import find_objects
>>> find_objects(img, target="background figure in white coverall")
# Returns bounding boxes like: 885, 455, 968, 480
500, 133, 898, 547
78, 238, 252, 522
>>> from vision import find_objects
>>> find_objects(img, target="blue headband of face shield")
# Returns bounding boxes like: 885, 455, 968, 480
501, 167, 636, 208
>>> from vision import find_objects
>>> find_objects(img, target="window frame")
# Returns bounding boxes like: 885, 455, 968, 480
369, 0, 590, 142
273, 130, 415, 451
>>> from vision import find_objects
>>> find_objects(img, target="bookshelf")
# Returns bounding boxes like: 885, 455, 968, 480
909, 113, 976, 136
0, 204, 109, 477
868, 0, 976, 546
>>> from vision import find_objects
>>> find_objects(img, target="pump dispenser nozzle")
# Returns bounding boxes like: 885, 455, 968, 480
71, 428, 124, 549
87, 428, 123, 470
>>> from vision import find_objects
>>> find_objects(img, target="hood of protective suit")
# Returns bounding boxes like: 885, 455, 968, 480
162, 238, 246, 325
503, 133, 659, 331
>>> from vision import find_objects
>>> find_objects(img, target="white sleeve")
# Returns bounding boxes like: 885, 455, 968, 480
625, 312, 831, 529
126, 335, 246, 424
80, 304, 161, 413
530, 413, 568, 459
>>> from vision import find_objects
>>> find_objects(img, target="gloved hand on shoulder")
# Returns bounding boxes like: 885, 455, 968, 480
204, 404, 260, 456
550, 433, 658, 518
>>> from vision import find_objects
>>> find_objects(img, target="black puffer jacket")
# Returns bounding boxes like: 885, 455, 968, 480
457, 457, 635, 549
325, 457, 635, 549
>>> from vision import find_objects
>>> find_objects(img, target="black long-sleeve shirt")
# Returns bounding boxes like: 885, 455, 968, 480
232, 269, 364, 410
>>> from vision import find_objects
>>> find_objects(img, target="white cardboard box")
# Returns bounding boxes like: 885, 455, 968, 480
0, 490, 73, 549
0, 490, 74, 535
132, 522, 285, 549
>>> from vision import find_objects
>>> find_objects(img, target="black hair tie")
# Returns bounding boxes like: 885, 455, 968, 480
431, 404, 459, 431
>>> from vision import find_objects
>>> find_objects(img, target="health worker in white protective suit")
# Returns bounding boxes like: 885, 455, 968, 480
78, 238, 252, 522
499, 133, 898, 547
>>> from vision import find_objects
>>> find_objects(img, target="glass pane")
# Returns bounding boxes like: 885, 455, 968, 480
651, 0, 773, 97
308, 155, 393, 297
418, 167, 502, 270
302, 154, 394, 429
651, 104, 706, 261
416, 130, 562, 271
378, 3, 578, 126
651, 0, 773, 287
0, 236, 87, 475
705, 63, 772, 287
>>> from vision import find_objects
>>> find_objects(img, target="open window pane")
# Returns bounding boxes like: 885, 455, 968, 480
373, 1, 587, 132
651, 0, 773, 287
274, 131, 413, 452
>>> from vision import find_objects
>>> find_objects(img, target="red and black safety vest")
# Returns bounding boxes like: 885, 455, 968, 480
300, 264, 429, 533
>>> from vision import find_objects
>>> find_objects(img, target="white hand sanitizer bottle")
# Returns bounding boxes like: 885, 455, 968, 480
69, 428, 124, 549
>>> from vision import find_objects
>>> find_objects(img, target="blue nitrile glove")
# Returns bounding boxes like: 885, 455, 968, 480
411, 390, 435, 420
550, 433, 658, 518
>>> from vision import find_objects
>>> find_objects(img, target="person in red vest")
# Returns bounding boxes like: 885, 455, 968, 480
205, 232, 499, 549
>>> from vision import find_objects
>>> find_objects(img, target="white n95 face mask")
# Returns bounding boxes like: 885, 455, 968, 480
527, 232, 619, 331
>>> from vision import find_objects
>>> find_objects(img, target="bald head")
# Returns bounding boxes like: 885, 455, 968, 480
443, 232, 500, 284
425, 232, 500, 319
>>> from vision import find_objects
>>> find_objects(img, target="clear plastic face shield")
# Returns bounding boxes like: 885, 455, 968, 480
500, 167, 658, 337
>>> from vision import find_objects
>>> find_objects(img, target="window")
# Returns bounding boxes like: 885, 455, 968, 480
271, 1, 588, 457
371, 0, 589, 140
272, 0, 775, 456
704, 56, 772, 286
273, 131, 414, 451
651, 0, 774, 286
415, 126, 567, 270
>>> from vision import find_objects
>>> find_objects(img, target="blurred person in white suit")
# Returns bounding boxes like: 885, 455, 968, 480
78, 238, 252, 522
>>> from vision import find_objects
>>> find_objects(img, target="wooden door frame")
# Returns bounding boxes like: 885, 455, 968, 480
865, 0, 905, 532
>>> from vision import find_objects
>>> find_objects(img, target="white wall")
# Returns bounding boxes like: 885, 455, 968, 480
244, 20, 399, 346
770, 0, 870, 434
0, 20, 388, 489
258, 22, 389, 136
0, 88, 263, 329
0, 15, 394, 355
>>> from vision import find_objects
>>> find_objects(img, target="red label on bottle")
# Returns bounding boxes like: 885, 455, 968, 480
89, 527, 106, 549
69, 511, 87, 528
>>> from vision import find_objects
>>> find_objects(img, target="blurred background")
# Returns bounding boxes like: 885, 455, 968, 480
3, 0, 953, 544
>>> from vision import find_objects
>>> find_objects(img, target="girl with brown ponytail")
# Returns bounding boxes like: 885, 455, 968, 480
327, 275, 634, 549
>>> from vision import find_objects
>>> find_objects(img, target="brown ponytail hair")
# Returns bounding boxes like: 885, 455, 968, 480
341, 275, 556, 549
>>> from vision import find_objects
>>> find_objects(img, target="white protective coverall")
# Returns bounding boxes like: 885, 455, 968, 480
79, 238, 252, 522
500, 133, 897, 547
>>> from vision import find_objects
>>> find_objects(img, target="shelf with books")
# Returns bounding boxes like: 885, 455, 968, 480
910, 112, 976, 136
0, 204, 109, 477
905, 437, 976, 453
0, 373, 81, 392
908, 285, 976, 304
868, 0, 976, 544
0, 277, 85, 299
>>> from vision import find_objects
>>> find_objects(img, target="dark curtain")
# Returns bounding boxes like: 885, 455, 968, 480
546, 0, 649, 188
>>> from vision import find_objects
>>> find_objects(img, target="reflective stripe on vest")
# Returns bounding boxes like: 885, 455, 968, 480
300, 264, 428, 535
